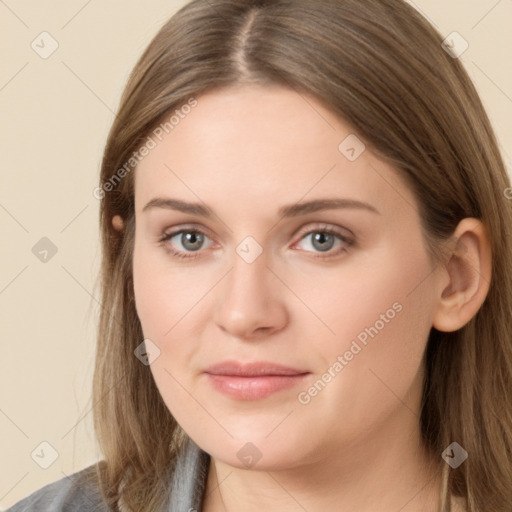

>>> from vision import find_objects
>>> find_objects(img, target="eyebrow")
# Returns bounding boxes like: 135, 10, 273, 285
142, 197, 380, 217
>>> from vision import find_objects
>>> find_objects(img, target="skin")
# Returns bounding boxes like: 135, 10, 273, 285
121, 84, 491, 512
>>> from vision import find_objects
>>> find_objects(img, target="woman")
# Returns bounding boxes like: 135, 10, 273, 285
7, 0, 512, 511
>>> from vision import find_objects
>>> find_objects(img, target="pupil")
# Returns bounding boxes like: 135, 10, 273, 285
313, 232, 334, 252
183, 232, 203, 251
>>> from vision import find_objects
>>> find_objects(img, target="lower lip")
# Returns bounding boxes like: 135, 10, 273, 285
205, 373, 310, 400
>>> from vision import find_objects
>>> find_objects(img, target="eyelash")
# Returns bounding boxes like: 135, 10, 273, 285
159, 224, 354, 261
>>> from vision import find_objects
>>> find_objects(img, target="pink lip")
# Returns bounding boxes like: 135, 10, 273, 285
204, 361, 310, 400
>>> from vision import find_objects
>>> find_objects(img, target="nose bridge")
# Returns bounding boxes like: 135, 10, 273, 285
225, 241, 269, 307
213, 238, 286, 338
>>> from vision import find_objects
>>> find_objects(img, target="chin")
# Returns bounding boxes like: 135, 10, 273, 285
196, 430, 314, 471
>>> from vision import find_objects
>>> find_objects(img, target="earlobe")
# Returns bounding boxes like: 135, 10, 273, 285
432, 218, 492, 333
112, 215, 125, 231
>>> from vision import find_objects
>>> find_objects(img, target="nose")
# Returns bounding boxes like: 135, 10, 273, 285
213, 246, 288, 340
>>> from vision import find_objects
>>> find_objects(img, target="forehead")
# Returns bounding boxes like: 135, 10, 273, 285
134, 85, 416, 221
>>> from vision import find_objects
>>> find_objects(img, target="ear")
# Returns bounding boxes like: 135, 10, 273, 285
112, 215, 124, 231
432, 218, 492, 332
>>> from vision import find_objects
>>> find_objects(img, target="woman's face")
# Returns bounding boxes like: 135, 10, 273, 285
132, 85, 442, 470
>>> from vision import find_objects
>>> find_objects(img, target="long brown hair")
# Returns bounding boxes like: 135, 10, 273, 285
91, 1, 512, 510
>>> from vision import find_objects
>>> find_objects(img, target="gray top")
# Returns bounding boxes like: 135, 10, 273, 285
5, 438, 210, 512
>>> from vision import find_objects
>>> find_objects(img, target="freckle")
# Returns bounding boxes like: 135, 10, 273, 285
112, 215, 124, 231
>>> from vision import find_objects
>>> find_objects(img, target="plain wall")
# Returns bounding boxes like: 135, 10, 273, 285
1, 0, 511, 508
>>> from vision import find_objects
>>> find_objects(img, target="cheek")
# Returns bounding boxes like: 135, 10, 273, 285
295, 242, 436, 433
133, 243, 163, 339
132, 243, 206, 429
289, 239, 435, 355
132, 238, 211, 340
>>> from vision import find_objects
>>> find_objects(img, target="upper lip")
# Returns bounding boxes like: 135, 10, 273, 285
204, 361, 309, 377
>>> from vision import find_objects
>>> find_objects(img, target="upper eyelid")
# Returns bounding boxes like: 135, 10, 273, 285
161, 226, 215, 246
161, 221, 351, 235
295, 222, 353, 238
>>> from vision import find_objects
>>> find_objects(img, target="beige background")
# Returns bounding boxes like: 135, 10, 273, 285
1, 0, 511, 508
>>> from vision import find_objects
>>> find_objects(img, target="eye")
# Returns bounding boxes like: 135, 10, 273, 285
159, 224, 354, 260
292, 225, 354, 258
159, 228, 214, 259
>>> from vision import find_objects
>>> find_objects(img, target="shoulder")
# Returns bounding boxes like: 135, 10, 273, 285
5, 464, 111, 512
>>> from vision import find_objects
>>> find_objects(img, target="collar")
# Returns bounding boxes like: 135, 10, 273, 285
167, 437, 211, 512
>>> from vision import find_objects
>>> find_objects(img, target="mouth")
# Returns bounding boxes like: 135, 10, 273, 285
204, 360, 311, 400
